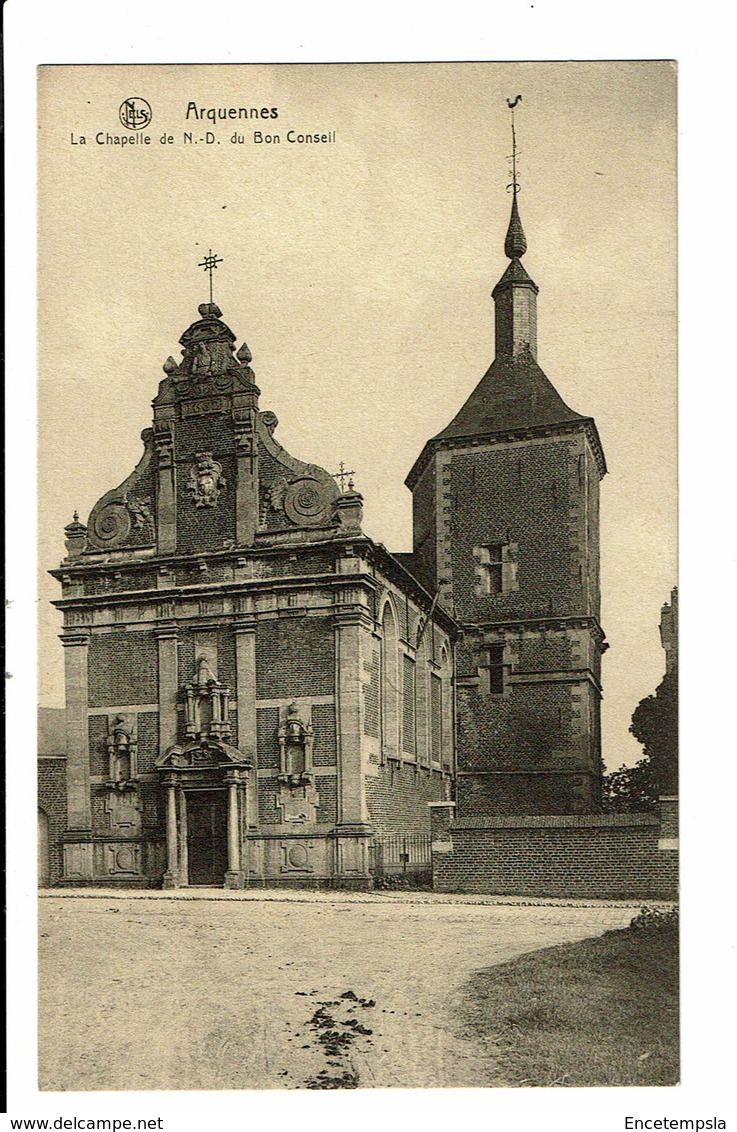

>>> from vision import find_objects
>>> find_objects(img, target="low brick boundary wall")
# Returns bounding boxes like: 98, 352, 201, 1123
429, 801, 678, 900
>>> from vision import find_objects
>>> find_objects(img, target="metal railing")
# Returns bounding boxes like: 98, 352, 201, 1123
370, 833, 431, 876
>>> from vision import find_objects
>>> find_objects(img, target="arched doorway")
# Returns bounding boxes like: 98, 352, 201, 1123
38, 809, 50, 887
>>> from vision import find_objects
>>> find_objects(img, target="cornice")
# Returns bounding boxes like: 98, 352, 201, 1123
52, 545, 459, 638
460, 614, 607, 644
405, 417, 607, 490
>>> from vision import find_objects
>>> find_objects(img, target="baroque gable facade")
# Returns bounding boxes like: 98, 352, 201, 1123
51, 301, 455, 889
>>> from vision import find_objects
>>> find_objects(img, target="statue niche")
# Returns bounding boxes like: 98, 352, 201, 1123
184, 656, 232, 742
105, 714, 142, 834
277, 702, 314, 786
106, 715, 138, 791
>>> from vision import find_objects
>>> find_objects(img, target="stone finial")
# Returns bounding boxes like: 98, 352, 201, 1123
334, 487, 364, 532
198, 302, 222, 319
236, 341, 252, 364
64, 510, 87, 558
163, 356, 179, 374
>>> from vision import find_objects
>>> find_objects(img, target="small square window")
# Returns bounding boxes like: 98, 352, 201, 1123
478, 644, 506, 695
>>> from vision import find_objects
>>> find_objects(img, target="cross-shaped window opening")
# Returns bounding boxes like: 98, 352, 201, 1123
477, 544, 504, 596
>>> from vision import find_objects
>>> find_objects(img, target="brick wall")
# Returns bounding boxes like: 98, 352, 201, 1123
366, 762, 449, 835
172, 414, 237, 555
457, 684, 577, 771
174, 562, 232, 587
457, 771, 597, 816
255, 616, 334, 699
137, 711, 159, 774
315, 775, 338, 823
448, 440, 583, 621
363, 644, 380, 739
257, 777, 282, 824
431, 805, 678, 900
311, 703, 337, 765
84, 568, 158, 596
174, 413, 236, 461
88, 632, 158, 708
38, 757, 67, 885
256, 550, 335, 577
256, 706, 280, 771
438, 433, 604, 817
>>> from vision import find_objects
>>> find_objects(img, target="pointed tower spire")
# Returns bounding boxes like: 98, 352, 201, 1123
503, 97, 527, 259
492, 96, 538, 359
504, 192, 527, 260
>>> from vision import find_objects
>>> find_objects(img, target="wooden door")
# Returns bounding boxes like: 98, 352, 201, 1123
186, 790, 228, 886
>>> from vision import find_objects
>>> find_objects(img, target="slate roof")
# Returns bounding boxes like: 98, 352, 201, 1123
491, 256, 538, 297
433, 350, 587, 442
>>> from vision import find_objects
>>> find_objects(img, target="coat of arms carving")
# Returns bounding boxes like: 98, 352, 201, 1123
187, 452, 226, 508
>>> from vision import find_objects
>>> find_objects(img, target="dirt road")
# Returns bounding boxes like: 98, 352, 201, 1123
39, 891, 635, 1090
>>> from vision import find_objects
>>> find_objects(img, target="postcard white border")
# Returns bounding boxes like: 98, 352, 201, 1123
6, 1, 736, 1127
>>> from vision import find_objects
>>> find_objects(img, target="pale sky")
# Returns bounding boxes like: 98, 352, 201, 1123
37, 61, 676, 769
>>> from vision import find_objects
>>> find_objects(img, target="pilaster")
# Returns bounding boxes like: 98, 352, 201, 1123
153, 424, 176, 554
234, 408, 259, 546
162, 777, 178, 888
177, 786, 188, 886
234, 613, 257, 827
334, 610, 369, 828
61, 629, 91, 830
224, 770, 246, 889
155, 623, 179, 753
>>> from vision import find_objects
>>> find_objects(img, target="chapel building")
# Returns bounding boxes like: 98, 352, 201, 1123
51, 296, 455, 889
48, 145, 609, 889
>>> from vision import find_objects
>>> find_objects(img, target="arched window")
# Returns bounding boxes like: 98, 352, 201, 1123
380, 600, 399, 761
430, 666, 443, 767
415, 631, 430, 766
439, 644, 453, 772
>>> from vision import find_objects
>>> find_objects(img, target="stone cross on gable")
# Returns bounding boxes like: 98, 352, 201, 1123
331, 461, 356, 493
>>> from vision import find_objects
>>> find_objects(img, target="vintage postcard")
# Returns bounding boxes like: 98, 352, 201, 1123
33, 60, 680, 1099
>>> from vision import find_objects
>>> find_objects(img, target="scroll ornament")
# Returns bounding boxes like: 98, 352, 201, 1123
88, 500, 132, 549
87, 494, 155, 549
268, 473, 334, 528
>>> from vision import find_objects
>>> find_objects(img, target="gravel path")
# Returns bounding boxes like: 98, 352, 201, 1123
39, 891, 637, 1090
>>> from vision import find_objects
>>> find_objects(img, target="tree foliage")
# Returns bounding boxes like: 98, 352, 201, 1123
603, 669, 678, 812
602, 758, 659, 813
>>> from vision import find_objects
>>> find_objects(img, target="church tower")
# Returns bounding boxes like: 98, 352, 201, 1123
406, 114, 607, 815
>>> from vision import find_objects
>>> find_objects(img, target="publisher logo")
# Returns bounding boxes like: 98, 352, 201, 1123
119, 98, 152, 130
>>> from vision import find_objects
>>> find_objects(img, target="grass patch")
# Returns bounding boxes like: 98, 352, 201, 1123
459, 915, 679, 1087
